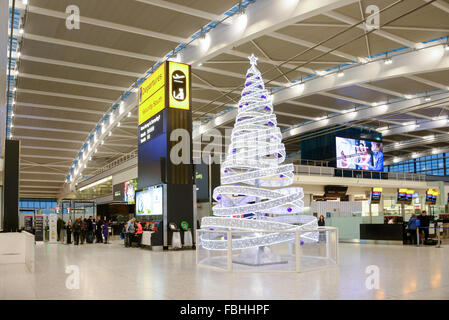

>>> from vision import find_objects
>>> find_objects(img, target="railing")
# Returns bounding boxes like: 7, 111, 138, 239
335, 169, 426, 181
294, 165, 427, 182
91, 149, 138, 176
293, 159, 330, 167
294, 165, 335, 176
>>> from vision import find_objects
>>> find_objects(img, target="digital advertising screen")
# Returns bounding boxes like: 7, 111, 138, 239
136, 185, 163, 215
335, 136, 384, 171
113, 179, 137, 204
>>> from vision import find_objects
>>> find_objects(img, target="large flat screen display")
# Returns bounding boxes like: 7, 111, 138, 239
336, 137, 384, 171
113, 179, 137, 204
136, 185, 163, 215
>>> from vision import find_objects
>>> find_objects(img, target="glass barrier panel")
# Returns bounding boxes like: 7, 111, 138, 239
197, 230, 230, 271
299, 228, 338, 272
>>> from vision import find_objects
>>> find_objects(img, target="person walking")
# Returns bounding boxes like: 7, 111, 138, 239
57, 217, 64, 242
80, 218, 87, 244
87, 216, 93, 243
408, 213, 418, 245
66, 220, 72, 245
95, 217, 103, 243
135, 220, 143, 248
73, 218, 81, 245
126, 218, 136, 248
121, 223, 127, 247
103, 220, 109, 244
91, 218, 96, 243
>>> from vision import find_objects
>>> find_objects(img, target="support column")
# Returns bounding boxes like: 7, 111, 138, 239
0, 0, 8, 230
0, 0, 8, 152
3, 140, 20, 231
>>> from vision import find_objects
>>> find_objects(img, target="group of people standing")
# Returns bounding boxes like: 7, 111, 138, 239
122, 218, 143, 248
65, 216, 110, 245
407, 210, 431, 245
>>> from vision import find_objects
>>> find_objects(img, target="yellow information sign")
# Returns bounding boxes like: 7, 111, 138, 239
139, 63, 165, 105
168, 61, 190, 111
139, 86, 165, 125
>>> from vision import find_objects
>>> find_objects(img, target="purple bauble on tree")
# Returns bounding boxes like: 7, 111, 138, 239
287, 207, 292, 212
280, 174, 284, 178
268, 121, 274, 126
217, 196, 222, 200
300, 240, 304, 246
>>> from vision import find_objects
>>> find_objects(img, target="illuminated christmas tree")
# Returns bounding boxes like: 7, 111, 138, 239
200, 54, 317, 265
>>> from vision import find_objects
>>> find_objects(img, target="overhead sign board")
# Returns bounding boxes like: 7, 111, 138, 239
139, 86, 166, 125
168, 61, 190, 111
139, 63, 165, 106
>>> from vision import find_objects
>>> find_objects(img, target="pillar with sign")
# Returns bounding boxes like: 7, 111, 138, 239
137, 61, 194, 248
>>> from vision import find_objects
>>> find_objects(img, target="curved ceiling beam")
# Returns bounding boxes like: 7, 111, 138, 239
17, 4, 186, 44
181, 0, 359, 65
135, 0, 221, 21
194, 44, 449, 139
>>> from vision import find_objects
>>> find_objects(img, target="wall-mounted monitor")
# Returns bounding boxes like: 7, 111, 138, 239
406, 189, 415, 202
397, 188, 408, 202
335, 136, 383, 171
426, 188, 438, 204
135, 185, 163, 215
371, 187, 382, 203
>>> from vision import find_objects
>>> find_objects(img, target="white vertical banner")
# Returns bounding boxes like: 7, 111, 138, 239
49, 214, 58, 243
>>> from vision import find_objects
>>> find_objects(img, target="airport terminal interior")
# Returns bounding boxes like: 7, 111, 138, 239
1, 0, 449, 301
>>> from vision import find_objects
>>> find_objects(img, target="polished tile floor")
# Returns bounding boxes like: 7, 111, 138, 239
1, 240, 448, 300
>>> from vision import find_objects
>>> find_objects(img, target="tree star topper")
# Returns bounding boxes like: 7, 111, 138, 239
248, 53, 258, 66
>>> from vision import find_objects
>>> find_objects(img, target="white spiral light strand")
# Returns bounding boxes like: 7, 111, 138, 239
199, 54, 318, 251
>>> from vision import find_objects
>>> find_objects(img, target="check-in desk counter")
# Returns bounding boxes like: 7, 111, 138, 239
360, 224, 404, 242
